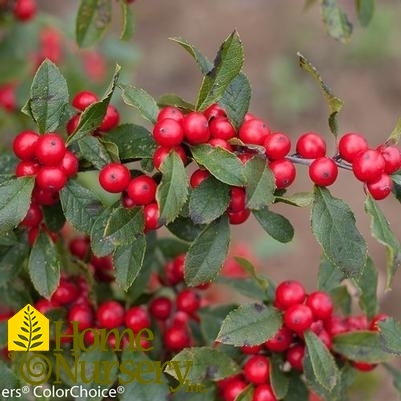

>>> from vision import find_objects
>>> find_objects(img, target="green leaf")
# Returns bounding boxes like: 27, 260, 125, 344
113, 235, 146, 291
304, 330, 340, 391
76, 0, 112, 48
196, 31, 244, 111
386, 117, 401, 146
26, 59, 69, 133
219, 73, 251, 129
0, 177, 34, 234
184, 215, 230, 286
120, 84, 159, 124
253, 208, 294, 243
60, 180, 103, 234
28, 231, 60, 299
311, 186, 367, 277
320, 0, 353, 43
105, 124, 156, 160
351, 256, 378, 319
364, 195, 401, 288
270, 355, 289, 400
157, 152, 189, 225
169, 37, 212, 74
158, 94, 195, 111
332, 331, 393, 363
383, 363, 401, 397
317, 254, 345, 292
167, 216, 206, 242
0, 243, 29, 286
216, 303, 282, 346
91, 205, 144, 257
330, 285, 351, 315
284, 373, 309, 401
378, 318, 401, 355
191, 144, 246, 186
244, 157, 275, 210
0, 360, 19, 390
77, 136, 113, 169
120, 0, 135, 41
298, 52, 344, 135
166, 347, 240, 383
189, 176, 230, 225
42, 202, 66, 232
216, 277, 268, 300
275, 192, 314, 207
356, 0, 375, 27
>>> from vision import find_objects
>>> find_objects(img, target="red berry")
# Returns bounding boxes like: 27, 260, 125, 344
144, 202, 160, 232
152, 145, 187, 170
264, 132, 291, 161
306, 291, 333, 320
149, 296, 172, 320
20, 203, 42, 228
253, 384, 277, 401
51, 278, 78, 305
34, 299, 56, 315
13, 130, 39, 160
338, 133, 368, 163
35, 166, 67, 191
264, 326, 293, 352
208, 138, 233, 151
269, 159, 296, 189
378, 145, 401, 174
243, 355, 270, 385
352, 361, 377, 372
68, 304, 94, 331
13, 0, 36, 21
157, 106, 184, 123
165, 254, 185, 285
286, 344, 305, 372
182, 112, 210, 145
153, 118, 185, 147
72, 91, 98, 111
35, 133, 66, 166
99, 163, 130, 193
275, 280, 306, 310
99, 105, 120, 131
66, 114, 80, 135
96, 300, 125, 329
309, 157, 338, 187
69, 236, 90, 260
324, 315, 348, 337
163, 325, 191, 351
228, 208, 250, 225
203, 103, 226, 121
176, 289, 201, 314
239, 118, 270, 145
32, 186, 59, 205
209, 117, 236, 140
238, 152, 255, 164
240, 344, 263, 354
126, 175, 157, 205
125, 306, 151, 332
190, 169, 210, 188
221, 378, 247, 401
296, 132, 326, 159
284, 304, 313, 333
60, 150, 79, 177
0, 84, 16, 111
370, 313, 389, 332
345, 315, 369, 331
228, 187, 246, 212
352, 149, 385, 183
15, 160, 40, 177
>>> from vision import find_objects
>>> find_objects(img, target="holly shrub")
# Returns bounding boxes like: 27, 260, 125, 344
1, 1, 401, 401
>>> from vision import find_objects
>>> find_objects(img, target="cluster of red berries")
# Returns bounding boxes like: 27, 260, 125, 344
13, 130, 78, 241
216, 280, 388, 401
66, 90, 120, 136
2, 0, 37, 22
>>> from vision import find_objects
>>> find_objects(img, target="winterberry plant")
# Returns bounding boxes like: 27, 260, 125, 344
0, 2, 401, 401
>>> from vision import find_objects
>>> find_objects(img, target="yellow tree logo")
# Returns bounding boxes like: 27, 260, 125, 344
8, 304, 49, 351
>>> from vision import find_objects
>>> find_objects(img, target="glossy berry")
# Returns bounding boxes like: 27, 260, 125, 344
99, 163, 130, 193
60, 150, 79, 177
228, 208, 250, 225
209, 117, 236, 140
99, 105, 120, 131
163, 325, 191, 351
149, 296, 172, 320
275, 280, 306, 310
15, 160, 40, 177
338, 133, 368, 163
153, 118, 185, 147
208, 138, 233, 151
13, 130, 39, 160
69, 236, 90, 260
66, 114, 80, 135
152, 145, 187, 170
253, 384, 277, 401
269, 159, 296, 189
32, 186, 59, 205
296, 132, 326, 159
125, 306, 151, 332
221, 378, 247, 401
13, 0, 37, 21
68, 304, 94, 331
35, 166, 67, 191
157, 106, 184, 123
352, 149, 385, 183
96, 301, 125, 329
239, 118, 270, 145
352, 361, 377, 372
309, 157, 338, 187
203, 103, 226, 121
240, 344, 263, 354
20, 203, 42, 228
144, 202, 160, 232
182, 112, 210, 144
264, 132, 291, 160
366, 174, 393, 200
35, 133, 66, 166
228, 187, 246, 213
284, 304, 313, 333
126, 175, 157, 205
264, 326, 293, 352
176, 289, 201, 314
243, 355, 270, 385
286, 344, 305, 372
306, 291, 334, 320
378, 145, 401, 174
51, 279, 78, 305
165, 254, 185, 285
190, 169, 210, 188
72, 91, 98, 111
